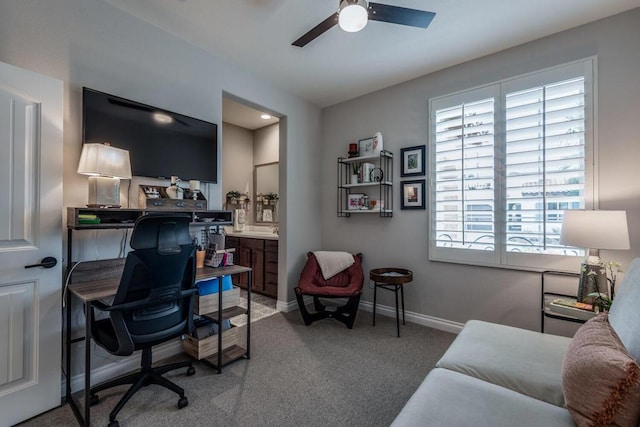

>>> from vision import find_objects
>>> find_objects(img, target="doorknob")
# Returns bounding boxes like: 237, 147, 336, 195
24, 256, 58, 269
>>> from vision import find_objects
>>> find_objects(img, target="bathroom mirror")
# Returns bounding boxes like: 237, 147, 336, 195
254, 162, 279, 223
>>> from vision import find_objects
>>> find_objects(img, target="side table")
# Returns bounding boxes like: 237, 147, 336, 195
370, 268, 413, 337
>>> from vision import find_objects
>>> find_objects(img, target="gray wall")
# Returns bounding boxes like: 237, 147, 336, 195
222, 122, 254, 220
254, 123, 279, 166
322, 8, 640, 333
221, 122, 280, 225
0, 0, 321, 380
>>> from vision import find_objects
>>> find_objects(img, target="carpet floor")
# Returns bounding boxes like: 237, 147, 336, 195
19, 310, 455, 427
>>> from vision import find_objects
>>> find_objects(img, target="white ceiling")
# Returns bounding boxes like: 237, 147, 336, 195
222, 97, 280, 130
104, 0, 639, 108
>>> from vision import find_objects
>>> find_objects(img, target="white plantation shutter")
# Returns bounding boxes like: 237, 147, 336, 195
505, 77, 586, 255
434, 99, 496, 248
430, 59, 595, 270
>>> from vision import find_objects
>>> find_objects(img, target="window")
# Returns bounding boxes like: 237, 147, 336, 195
429, 59, 595, 270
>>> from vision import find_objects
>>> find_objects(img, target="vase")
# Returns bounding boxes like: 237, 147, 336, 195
351, 174, 359, 185
166, 184, 183, 199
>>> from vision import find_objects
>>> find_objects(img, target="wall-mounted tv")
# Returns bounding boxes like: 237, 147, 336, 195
82, 87, 218, 182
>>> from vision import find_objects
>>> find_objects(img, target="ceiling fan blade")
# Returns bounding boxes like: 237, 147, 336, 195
292, 12, 339, 47
368, 2, 435, 28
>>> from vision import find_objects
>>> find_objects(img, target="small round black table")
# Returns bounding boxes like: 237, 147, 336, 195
370, 268, 413, 337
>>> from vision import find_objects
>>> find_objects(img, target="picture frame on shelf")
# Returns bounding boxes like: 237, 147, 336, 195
347, 193, 365, 210
401, 180, 425, 210
401, 145, 426, 177
358, 137, 374, 157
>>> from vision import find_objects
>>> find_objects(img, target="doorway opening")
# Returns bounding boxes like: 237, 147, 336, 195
221, 94, 282, 309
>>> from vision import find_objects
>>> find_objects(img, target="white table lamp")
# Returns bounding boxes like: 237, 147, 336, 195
559, 210, 630, 302
77, 143, 132, 208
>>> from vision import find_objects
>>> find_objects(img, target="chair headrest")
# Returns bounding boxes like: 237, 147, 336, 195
130, 214, 192, 254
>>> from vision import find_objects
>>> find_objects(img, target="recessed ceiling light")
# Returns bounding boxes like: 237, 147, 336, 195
153, 112, 173, 124
260, 114, 272, 120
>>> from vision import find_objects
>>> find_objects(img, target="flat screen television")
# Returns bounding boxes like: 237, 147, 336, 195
82, 87, 218, 182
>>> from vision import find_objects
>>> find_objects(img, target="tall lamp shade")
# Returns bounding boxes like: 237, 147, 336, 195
77, 143, 132, 207
560, 210, 630, 302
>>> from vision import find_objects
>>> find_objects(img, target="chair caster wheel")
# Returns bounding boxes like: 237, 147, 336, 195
186, 366, 196, 376
89, 394, 99, 406
178, 396, 188, 409
108, 420, 119, 427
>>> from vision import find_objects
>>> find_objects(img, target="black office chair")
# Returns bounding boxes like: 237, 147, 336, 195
89, 214, 197, 427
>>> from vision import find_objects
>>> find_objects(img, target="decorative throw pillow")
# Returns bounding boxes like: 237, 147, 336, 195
562, 314, 640, 427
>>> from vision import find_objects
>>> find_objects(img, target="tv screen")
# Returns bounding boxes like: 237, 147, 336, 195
82, 87, 218, 182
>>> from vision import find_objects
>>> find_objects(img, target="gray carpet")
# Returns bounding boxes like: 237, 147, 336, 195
20, 310, 455, 427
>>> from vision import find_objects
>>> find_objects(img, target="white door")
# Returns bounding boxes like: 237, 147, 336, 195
0, 61, 63, 427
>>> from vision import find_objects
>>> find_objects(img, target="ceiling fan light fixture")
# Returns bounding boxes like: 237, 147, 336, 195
338, 0, 368, 33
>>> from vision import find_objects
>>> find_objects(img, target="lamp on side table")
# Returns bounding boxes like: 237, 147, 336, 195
559, 210, 630, 303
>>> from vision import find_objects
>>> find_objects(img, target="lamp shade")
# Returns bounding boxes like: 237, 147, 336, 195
339, 0, 368, 32
77, 143, 132, 179
560, 210, 630, 250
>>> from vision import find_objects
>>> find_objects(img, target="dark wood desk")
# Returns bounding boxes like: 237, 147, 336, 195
65, 264, 252, 426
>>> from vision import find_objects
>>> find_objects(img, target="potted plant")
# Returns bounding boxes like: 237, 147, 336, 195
351, 163, 361, 185
265, 192, 278, 205
226, 190, 241, 203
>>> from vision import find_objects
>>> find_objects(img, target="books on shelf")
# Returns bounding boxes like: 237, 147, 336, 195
549, 299, 596, 321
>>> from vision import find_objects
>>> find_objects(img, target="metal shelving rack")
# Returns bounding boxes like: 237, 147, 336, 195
337, 150, 393, 218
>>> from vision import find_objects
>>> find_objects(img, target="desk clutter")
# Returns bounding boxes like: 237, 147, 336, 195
199, 227, 235, 268
549, 298, 597, 321
138, 184, 207, 210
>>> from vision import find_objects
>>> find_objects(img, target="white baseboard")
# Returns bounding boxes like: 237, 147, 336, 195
359, 301, 464, 335
62, 340, 183, 398
282, 295, 463, 334
63, 299, 462, 397
276, 295, 313, 312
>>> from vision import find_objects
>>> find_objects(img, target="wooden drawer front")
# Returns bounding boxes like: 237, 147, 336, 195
265, 251, 278, 265
265, 272, 278, 286
143, 198, 206, 211
265, 240, 278, 252
265, 260, 278, 274
264, 283, 278, 298
241, 238, 265, 250
225, 237, 240, 249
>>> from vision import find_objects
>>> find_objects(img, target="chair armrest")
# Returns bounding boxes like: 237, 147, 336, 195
92, 288, 196, 312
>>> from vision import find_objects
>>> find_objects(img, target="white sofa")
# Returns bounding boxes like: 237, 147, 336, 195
392, 259, 640, 427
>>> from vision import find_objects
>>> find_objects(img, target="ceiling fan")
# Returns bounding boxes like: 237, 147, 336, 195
292, 0, 435, 47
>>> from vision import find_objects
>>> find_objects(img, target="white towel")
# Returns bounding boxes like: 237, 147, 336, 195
313, 251, 355, 280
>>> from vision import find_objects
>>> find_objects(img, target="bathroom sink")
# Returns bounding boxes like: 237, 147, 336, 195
224, 226, 278, 239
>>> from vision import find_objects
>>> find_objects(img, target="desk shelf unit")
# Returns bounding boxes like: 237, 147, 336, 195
64, 207, 247, 426
337, 150, 393, 217
185, 265, 253, 372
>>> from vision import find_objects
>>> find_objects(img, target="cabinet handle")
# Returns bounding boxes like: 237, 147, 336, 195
176, 201, 185, 208
153, 200, 163, 206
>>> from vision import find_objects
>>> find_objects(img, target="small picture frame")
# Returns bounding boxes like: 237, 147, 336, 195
401, 180, 426, 210
358, 137, 374, 157
347, 193, 365, 210
401, 145, 426, 177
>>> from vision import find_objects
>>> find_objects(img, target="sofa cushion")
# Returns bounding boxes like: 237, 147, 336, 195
608, 257, 640, 362
436, 320, 571, 407
562, 314, 640, 427
391, 368, 576, 427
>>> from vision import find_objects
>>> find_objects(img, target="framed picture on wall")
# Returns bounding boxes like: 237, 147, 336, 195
401, 145, 426, 177
401, 180, 425, 210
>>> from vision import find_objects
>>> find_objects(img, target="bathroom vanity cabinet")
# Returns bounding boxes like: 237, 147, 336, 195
226, 236, 278, 298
